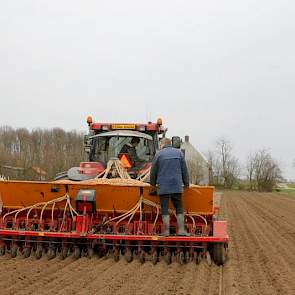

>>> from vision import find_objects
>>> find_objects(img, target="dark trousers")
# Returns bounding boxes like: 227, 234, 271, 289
159, 193, 183, 215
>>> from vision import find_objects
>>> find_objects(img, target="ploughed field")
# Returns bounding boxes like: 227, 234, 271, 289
0, 191, 294, 295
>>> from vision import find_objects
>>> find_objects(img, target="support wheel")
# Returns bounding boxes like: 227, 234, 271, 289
0, 245, 5, 256
152, 252, 158, 265
213, 243, 226, 265
125, 249, 133, 263
139, 251, 145, 264
35, 246, 43, 259
11, 246, 18, 258
23, 247, 31, 258
73, 246, 81, 259
113, 248, 120, 262
47, 247, 56, 260
164, 252, 172, 265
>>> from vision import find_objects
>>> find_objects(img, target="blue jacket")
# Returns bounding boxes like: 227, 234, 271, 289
150, 145, 189, 195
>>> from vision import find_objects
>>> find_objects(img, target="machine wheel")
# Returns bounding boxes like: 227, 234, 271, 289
23, 247, 31, 258
151, 252, 158, 265
213, 243, 226, 265
179, 251, 185, 265
125, 249, 133, 263
164, 252, 172, 265
73, 246, 81, 259
47, 247, 56, 260
87, 247, 94, 259
0, 245, 5, 256
113, 248, 120, 262
139, 251, 145, 264
11, 246, 18, 258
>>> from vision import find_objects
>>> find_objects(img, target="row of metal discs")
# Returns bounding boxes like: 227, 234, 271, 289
0, 244, 205, 265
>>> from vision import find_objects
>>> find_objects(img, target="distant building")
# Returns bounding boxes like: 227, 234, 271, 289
181, 135, 209, 185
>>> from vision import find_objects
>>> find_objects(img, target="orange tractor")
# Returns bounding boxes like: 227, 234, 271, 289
0, 117, 228, 265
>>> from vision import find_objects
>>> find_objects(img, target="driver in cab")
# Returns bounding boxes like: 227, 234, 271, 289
119, 137, 145, 167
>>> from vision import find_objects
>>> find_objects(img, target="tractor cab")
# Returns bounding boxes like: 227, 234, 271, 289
55, 117, 166, 181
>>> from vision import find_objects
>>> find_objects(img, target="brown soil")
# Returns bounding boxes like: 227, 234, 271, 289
0, 191, 294, 295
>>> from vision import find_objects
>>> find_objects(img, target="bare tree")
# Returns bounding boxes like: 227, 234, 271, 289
207, 150, 214, 186
216, 138, 240, 189
246, 149, 282, 192
207, 139, 239, 188
207, 149, 223, 186
246, 153, 256, 191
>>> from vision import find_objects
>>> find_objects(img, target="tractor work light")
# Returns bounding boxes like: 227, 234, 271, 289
157, 117, 163, 126
87, 116, 93, 125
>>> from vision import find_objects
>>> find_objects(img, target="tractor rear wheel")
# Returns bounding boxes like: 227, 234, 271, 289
213, 243, 226, 265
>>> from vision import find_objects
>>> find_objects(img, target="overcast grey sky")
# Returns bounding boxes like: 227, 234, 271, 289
0, 1, 295, 179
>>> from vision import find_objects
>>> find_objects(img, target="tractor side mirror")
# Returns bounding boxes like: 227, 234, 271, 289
84, 135, 89, 145
84, 135, 91, 153
172, 136, 181, 149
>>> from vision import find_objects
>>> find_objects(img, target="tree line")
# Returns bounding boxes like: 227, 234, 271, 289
0, 126, 84, 180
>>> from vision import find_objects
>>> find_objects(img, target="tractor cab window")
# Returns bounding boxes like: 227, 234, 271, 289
89, 136, 154, 165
